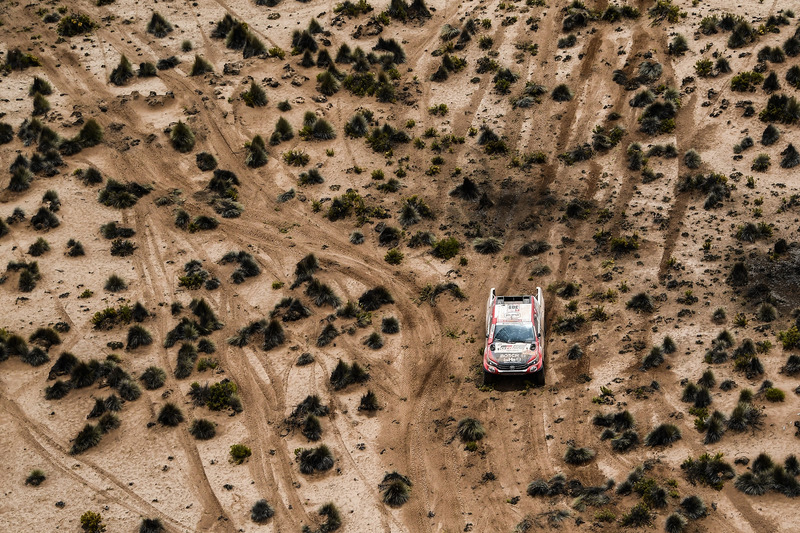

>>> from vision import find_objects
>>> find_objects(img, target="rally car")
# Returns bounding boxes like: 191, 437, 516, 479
482, 287, 545, 385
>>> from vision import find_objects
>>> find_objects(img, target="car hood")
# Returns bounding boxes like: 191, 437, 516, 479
492, 342, 532, 353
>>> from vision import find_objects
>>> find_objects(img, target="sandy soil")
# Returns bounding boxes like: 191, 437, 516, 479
1, 0, 799, 531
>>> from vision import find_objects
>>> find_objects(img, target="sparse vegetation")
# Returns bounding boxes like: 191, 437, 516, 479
645, 424, 681, 447
456, 418, 485, 442
297, 444, 335, 474
251, 499, 274, 523
230, 444, 252, 464
189, 419, 216, 440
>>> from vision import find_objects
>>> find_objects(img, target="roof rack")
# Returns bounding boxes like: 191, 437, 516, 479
496, 295, 532, 304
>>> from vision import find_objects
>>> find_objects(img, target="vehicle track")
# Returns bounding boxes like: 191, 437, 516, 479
0, 392, 190, 532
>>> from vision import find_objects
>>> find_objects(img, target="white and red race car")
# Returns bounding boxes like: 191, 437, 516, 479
483, 287, 545, 385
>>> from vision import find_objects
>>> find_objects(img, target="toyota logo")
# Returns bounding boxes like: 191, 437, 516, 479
509, 365, 516, 370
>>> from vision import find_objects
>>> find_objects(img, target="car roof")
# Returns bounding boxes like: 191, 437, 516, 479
493, 301, 534, 323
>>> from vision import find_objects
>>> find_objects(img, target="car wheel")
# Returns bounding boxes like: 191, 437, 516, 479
532, 367, 545, 386
483, 371, 495, 387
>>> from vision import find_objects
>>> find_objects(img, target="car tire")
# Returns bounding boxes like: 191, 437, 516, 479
532, 367, 545, 386
483, 371, 495, 387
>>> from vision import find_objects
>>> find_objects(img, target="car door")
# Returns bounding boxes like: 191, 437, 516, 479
535, 287, 545, 353
486, 288, 495, 335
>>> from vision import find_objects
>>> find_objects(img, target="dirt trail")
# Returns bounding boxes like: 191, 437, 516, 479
2, 0, 799, 532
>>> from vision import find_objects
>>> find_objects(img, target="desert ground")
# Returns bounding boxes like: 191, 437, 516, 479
1, 0, 799, 531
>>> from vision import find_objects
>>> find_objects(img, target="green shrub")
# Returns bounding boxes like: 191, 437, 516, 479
764, 387, 785, 402
79, 510, 106, 533
57, 12, 95, 36
207, 381, 240, 411
432, 237, 460, 259
283, 149, 310, 166
384, 248, 403, 265
730, 71, 764, 92
5, 48, 41, 70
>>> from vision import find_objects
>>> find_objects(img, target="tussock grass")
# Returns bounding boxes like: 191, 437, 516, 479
329, 359, 369, 389
298, 444, 334, 474
317, 323, 339, 347
564, 446, 596, 465
519, 240, 551, 257
359, 390, 380, 411
98, 412, 120, 433
302, 414, 323, 441
190, 419, 216, 440
665, 512, 687, 533
359, 286, 394, 311
627, 292, 654, 312
292, 395, 330, 418
680, 495, 706, 519
380, 472, 412, 507
45, 380, 72, 400
641, 346, 664, 370
71, 423, 103, 454
126, 325, 152, 349
22, 347, 50, 367
139, 518, 165, 533
318, 502, 342, 532
306, 279, 341, 307
473, 237, 503, 254
263, 319, 285, 350
364, 331, 384, 349
157, 402, 184, 426
297, 352, 315, 365
611, 430, 639, 452
681, 452, 734, 488
456, 418, 485, 442
250, 500, 274, 523
381, 317, 400, 334
25, 469, 46, 486
645, 423, 681, 446
190, 55, 213, 76
140, 366, 166, 390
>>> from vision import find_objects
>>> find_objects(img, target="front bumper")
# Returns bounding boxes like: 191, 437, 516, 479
483, 356, 542, 374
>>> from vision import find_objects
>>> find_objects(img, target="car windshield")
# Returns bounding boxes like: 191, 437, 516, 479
494, 323, 535, 344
